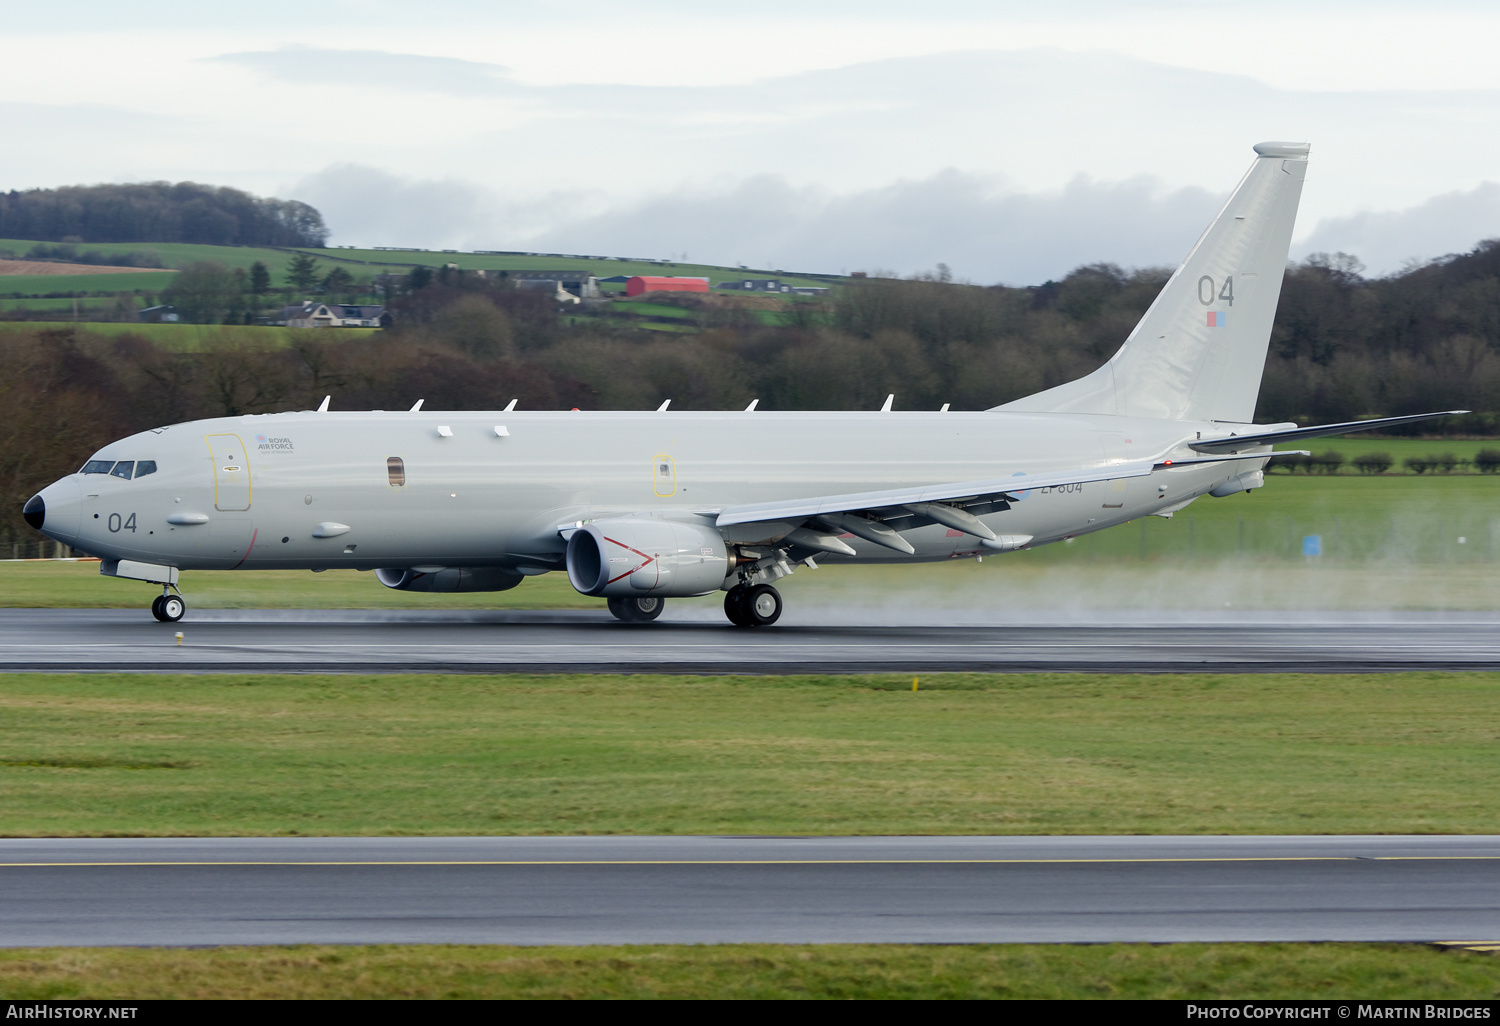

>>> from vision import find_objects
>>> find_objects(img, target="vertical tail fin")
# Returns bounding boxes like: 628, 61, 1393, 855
998, 141, 1308, 422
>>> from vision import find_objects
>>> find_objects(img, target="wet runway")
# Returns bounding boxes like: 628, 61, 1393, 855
2, 835, 1496, 947
1, 608, 1499, 673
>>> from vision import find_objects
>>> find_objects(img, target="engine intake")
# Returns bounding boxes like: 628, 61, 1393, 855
566, 518, 730, 597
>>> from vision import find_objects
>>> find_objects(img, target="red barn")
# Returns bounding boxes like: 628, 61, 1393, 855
625, 276, 710, 297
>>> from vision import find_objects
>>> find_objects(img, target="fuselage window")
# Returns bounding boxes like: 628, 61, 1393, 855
82, 460, 114, 474
387, 457, 405, 487
109, 461, 135, 480
135, 461, 157, 479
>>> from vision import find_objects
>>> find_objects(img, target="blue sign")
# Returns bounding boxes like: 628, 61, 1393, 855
1302, 535, 1322, 557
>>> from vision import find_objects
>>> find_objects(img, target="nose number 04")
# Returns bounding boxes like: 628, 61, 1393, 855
107, 513, 137, 533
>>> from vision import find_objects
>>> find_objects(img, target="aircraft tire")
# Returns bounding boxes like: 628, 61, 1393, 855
745, 584, 782, 627
608, 595, 663, 623
724, 586, 752, 627
159, 595, 186, 623
150, 595, 167, 622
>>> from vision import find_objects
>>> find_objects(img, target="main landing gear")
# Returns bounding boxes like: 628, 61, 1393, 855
607, 595, 664, 623
724, 583, 782, 628
150, 590, 185, 623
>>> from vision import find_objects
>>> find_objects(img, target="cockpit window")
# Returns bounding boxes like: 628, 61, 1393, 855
82, 460, 114, 475
135, 461, 157, 479
109, 461, 135, 480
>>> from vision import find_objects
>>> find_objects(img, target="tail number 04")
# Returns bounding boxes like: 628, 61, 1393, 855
1197, 275, 1233, 306
107, 513, 137, 533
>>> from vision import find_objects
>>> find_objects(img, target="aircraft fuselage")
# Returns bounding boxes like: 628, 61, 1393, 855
32, 408, 1250, 573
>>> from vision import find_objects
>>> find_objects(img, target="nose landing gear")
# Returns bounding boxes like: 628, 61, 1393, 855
150, 589, 185, 623
724, 583, 782, 627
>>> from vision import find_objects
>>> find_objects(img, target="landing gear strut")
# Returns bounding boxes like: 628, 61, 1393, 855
724, 583, 782, 627
151, 590, 185, 623
608, 595, 664, 623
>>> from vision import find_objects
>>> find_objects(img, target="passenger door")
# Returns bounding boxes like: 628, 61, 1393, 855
206, 433, 251, 511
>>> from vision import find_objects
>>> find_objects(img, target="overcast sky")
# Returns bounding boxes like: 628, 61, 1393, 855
5, 1, 1500, 282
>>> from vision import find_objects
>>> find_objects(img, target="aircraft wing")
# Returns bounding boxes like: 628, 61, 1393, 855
714, 451, 1284, 527
1190, 411, 1468, 454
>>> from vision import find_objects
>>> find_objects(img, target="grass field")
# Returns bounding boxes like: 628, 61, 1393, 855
0, 239, 843, 305
0, 296, 109, 313
288, 246, 836, 288
2, 942, 1496, 999
0, 237, 840, 287
0, 270, 178, 297
0, 240, 301, 276
1, 670, 1497, 837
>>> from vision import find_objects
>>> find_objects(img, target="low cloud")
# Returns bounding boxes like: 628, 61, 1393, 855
303, 163, 1224, 284
529, 172, 1223, 284
292, 164, 590, 251
212, 47, 513, 96
1295, 182, 1500, 275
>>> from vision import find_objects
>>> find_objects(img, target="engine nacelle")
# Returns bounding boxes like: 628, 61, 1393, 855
375, 566, 525, 593
566, 518, 730, 597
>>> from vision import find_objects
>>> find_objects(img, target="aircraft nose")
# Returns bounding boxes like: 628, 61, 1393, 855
28, 477, 81, 544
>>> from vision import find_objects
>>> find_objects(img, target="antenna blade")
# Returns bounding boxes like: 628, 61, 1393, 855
657, 399, 671, 412
504, 399, 518, 412
880, 394, 894, 412
409, 399, 424, 412
745, 399, 759, 411
317, 395, 330, 413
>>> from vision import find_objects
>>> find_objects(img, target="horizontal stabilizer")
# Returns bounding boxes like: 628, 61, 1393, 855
1190, 411, 1469, 454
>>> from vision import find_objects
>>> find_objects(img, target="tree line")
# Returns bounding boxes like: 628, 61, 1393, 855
6, 239, 1500, 547
0, 182, 328, 247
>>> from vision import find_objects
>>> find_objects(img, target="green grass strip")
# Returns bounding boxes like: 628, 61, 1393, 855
1, 943, 1497, 999
2, 671, 1499, 837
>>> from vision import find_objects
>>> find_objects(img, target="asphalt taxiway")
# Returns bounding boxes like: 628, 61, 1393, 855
1, 608, 1499, 673
2, 835, 1497, 947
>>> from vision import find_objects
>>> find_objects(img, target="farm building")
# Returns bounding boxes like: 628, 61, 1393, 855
137, 305, 180, 323
714, 278, 830, 296
512, 272, 601, 300
269, 302, 391, 328
625, 276, 709, 297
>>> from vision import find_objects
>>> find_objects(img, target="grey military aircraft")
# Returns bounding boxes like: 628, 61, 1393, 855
23, 142, 1462, 626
